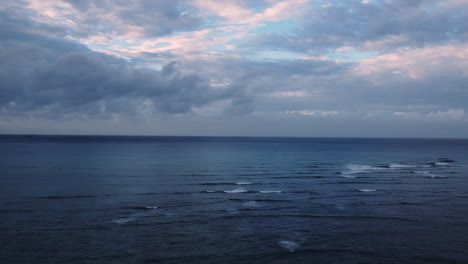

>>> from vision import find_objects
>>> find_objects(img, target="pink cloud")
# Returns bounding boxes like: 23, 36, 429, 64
193, 0, 308, 24
355, 44, 468, 82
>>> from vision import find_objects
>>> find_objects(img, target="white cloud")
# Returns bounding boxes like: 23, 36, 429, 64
272, 91, 308, 97
284, 110, 339, 117
427, 108, 465, 120
355, 44, 468, 82
393, 108, 465, 121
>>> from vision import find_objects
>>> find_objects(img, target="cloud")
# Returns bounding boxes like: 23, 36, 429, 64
355, 44, 468, 81
0, 23, 243, 120
393, 108, 465, 121
283, 110, 339, 117
23, 0, 203, 39
253, 0, 468, 54
1, 0, 468, 137
193, 0, 308, 24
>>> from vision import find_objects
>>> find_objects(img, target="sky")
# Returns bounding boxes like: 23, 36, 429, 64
0, 0, 467, 138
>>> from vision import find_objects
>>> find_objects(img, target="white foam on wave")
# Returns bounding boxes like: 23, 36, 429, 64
389, 163, 415, 168
145, 206, 158, 209
336, 204, 345, 210
358, 189, 376, 192
428, 174, 447, 178
226, 208, 240, 215
243, 201, 258, 207
340, 175, 356, 178
236, 182, 253, 185
435, 162, 450, 166
417, 164, 432, 168
413, 171, 431, 174
205, 190, 216, 193
340, 164, 386, 174
224, 188, 248, 193
278, 240, 300, 252
260, 190, 282, 193
111, 217, 135, 224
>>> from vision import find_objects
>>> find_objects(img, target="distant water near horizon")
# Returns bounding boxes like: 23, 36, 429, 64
1, 135, 468, 263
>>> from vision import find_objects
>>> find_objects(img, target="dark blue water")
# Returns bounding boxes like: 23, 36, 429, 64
1, 135, 468, 263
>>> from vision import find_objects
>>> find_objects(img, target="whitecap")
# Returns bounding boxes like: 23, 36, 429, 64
340, 175, 356, 178
205, 190, 216, 193
226, 208, 240, 215
435, 162, 450, 166
413, 171, 431, 174
417, 164, 431, 168
224, 188, 248, 193
111, 217, 134, 224
340, 164, 387, 174
336, 204, 345, 210
260, 190, 282, 193
389, 163, 414, 169
278, 240, 300, 252
145, 206, 158, 209
243, 201, 258, 207
236, 182, 253, 185
428, 175, 447, 178
357, 189, 376, 192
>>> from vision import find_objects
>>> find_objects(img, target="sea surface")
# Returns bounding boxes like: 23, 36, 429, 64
1, 135, 468, 263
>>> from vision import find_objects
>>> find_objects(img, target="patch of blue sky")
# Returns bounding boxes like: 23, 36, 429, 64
253, 19, 301, 35
328, 49, 376, 62
249, 49, 304, 62
249, 1, 271, 13
87, 43, 108, 51
87, 38, 140, 51
112, 39, 140, 47
147, 42, 170, 49
52, 5, 67, 11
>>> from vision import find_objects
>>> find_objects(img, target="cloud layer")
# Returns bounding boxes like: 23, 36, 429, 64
0, 0, 467, 137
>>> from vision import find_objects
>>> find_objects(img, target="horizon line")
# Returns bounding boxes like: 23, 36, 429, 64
1, 133, 467, 140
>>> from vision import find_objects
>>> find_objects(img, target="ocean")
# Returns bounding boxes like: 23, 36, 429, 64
1, 135, 468, 263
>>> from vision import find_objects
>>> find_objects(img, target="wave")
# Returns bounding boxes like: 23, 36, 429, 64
428, 175, 447, 178
242, 201, 258, 207
111, 217, 136, 225
198, 182, 256, 186
273, 176, 324, 179
339, 165, 387, 175
236, 182, 253, 185
206, 190, 282, 194
412, 171, 431, 174
427, 162, 450, 167
38, 195, 98, 199
223, 188, 249, 193
357, 189, 376, 192
438, 158, 455, 163
340, 162, 436, 175
229, 198, 291, 202
199, 182, 237, 185
278, 240, 300, 252
333, 181, 378, 184
122, 206, 158, 210
239, 206, 299, 211
221, 214, 414, 222
388, 163, 415, 169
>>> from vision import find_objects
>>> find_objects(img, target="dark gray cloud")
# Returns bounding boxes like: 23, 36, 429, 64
0, 1, 70, 39
0, 30, 240, 120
